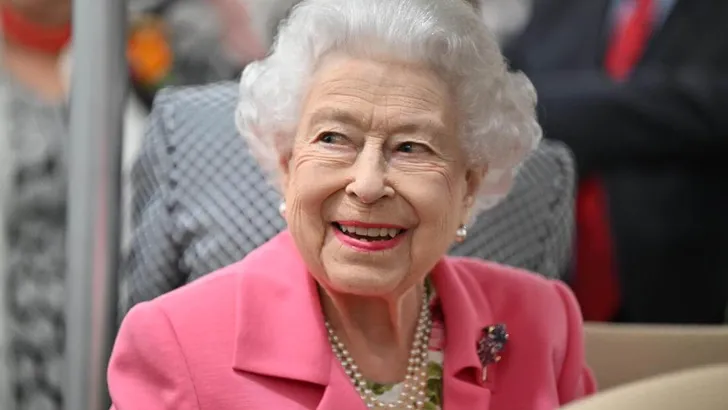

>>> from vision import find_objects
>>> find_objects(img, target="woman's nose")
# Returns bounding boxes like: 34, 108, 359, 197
345, 148, 394, 204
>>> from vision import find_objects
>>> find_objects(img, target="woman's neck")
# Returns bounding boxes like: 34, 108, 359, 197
2, 42, 65, 102
320, 283, 424, 383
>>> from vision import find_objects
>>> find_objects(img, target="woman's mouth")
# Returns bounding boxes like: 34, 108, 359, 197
332, 222, 407, 252
333, 222, 404, 241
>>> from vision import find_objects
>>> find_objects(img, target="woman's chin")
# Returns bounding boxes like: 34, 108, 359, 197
321, 264, 409, 298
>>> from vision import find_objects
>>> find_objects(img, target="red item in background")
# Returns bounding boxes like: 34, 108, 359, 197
605, 0, 657, 80
573, 178, 621, 321
572, 0, 655, 321
1, 4, 71, 54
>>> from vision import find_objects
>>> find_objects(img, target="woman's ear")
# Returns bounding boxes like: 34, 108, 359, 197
465, 165, 487, 200
461, 166, 486, 223
277, 153, 292, 190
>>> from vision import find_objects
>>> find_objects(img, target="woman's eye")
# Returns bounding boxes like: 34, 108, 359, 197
317, 132, 345, 144
396, 142, 430, 154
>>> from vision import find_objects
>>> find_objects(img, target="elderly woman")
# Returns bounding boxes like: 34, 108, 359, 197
108, 0, 595, 408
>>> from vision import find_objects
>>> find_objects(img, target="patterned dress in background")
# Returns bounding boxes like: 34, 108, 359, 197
1, 77, 69, 410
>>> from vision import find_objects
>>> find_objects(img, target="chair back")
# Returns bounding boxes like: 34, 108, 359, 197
584, 323, 728, 390
561, 364, 728, 410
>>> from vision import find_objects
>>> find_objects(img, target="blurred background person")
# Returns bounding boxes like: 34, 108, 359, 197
0, 0, 146, 408
505, 0, 728, 323
0, 1, 74, 408
119, 0, 306, 313
126, 0, 301, 108
127, 0, 241, 108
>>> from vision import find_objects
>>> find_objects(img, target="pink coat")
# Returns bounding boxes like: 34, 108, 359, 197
108, 231, 596, 409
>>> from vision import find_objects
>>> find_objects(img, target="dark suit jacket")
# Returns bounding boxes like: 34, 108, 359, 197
505, 0, 728, 323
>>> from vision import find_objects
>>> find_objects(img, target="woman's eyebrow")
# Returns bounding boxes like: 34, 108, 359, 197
308, 107, 367, 129
309, 107, 446, 138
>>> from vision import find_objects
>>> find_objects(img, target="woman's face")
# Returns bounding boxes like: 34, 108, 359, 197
281, 56, 484, 298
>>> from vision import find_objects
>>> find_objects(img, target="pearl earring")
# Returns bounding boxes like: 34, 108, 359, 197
455, 224, 468, 242
278, 201, 286, 216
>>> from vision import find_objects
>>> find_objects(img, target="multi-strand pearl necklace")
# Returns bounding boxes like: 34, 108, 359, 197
324, 291, 433, 409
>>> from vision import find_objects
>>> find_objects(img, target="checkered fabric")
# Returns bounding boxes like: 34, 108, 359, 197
1, 77, 69, 410
122, 81, 575, 313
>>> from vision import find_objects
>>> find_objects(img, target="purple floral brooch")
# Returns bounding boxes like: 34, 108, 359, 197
477, 324, 509, 382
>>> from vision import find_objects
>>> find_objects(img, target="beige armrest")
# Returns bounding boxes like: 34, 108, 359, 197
584, 322, 728, 390
562, 364, 728, 410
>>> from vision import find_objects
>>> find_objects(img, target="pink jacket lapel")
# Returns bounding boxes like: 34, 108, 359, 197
232, 232, 330, 382
231, 232, 366, 409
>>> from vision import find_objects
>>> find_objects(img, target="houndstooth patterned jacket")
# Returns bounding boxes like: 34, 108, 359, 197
122, 82, 576, 313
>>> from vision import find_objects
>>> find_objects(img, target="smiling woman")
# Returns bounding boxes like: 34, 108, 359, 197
107, 1, 595, 409
285, 57, 471, 300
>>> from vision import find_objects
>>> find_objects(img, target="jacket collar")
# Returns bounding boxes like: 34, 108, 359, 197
232, 231, 332, 386
232, 231, 497, 408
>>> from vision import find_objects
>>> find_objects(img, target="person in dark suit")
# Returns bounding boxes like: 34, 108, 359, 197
504, 0, 728, 323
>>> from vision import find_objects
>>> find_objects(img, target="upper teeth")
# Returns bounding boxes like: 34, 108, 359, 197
339, 225, 401, 238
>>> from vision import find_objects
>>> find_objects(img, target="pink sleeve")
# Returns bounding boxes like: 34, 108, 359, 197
552, 281, 598, 404
108, 302, 200, 410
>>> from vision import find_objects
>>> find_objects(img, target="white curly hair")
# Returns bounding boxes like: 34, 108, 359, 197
236, 0, 542, 215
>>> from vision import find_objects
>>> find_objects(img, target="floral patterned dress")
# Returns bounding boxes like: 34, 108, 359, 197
364, 284, 446, 410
